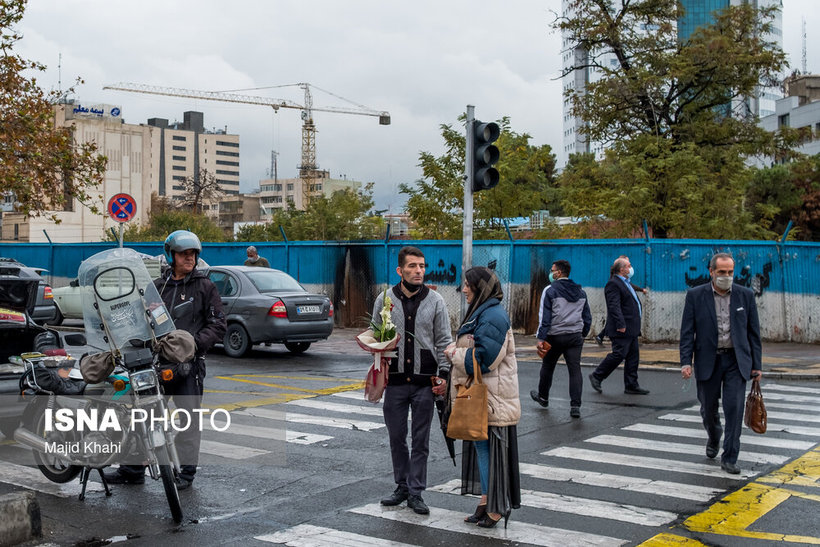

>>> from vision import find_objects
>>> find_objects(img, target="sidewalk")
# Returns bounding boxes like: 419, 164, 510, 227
317, 329, 820, 380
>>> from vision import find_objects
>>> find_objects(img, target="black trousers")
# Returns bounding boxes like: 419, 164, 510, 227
537, 332, 584, 407
591, 335, 640, 389
382, 383, 434, 496
697, 352, 746, 465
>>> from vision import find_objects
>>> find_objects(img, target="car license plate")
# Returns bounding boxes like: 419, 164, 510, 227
296, 305, 321, 314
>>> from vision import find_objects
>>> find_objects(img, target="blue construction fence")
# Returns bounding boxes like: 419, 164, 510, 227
1, 239, 817, 343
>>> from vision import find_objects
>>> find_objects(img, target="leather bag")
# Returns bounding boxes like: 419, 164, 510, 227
744, 376, 767, 434
446, 353, 488, 441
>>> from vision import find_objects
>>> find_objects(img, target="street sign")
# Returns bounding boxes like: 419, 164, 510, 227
108, 193, 137, 223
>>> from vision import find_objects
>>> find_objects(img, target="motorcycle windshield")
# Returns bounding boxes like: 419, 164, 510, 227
78, 248, 176, 351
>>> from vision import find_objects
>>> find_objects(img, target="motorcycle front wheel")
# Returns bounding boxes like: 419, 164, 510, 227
157, 446, 183, 524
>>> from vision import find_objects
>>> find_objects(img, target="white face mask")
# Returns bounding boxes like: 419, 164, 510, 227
627, 267, 634, 279
714, 276, 732, 291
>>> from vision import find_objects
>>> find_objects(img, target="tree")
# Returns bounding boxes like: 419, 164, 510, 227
177, 168, 225, 214
400, 117, 558, 239
0, 0, 106, 221
108, 193, 228, 242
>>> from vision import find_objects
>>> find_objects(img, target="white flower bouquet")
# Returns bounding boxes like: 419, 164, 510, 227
356, 289, 400, 402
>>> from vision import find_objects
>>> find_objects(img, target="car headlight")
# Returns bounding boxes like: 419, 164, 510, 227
130, 370, 157, 390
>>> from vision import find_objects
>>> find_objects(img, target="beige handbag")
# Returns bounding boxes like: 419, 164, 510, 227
446, 353, 488, 441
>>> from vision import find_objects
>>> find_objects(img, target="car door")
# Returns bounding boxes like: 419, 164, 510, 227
207, 270, 239, 315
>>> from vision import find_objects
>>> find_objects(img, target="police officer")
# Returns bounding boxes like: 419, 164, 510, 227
104, 230, 226, 490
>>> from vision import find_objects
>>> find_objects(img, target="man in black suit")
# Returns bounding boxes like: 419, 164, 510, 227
588, 257, 649, 395
680, 253, 762, 474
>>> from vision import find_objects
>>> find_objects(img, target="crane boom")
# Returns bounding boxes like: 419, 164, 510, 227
103, 82, 390, 206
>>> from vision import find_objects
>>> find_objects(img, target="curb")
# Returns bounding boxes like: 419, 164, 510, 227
0, 491, 41, 546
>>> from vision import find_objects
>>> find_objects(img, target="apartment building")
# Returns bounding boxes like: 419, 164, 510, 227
257, 171, 362, 215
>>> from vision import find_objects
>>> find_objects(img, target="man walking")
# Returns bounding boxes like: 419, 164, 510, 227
589, 256, 649, 395
531, 260, 591, 418
595, 255, 647, 346
680, 253, 762, 474
373, 246, 452, 515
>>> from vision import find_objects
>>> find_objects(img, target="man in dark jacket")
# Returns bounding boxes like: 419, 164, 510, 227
589, 256, 649, 395
104, 230, 226, 490
531, 260, 591, 418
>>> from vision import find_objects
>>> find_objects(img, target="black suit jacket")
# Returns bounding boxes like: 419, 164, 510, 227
603, 276, 642, 338
679, 283, 762, 381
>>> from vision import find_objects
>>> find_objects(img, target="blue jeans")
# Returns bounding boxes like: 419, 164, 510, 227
474, 439, 490, 494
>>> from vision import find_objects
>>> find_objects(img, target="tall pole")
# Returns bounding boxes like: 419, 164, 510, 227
462, 105, 475, 319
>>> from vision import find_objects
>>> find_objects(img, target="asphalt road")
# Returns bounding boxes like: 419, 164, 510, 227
2, 341, 820, 546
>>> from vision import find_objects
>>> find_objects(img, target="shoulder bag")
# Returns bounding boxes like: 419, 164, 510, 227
447, 352, 488, 441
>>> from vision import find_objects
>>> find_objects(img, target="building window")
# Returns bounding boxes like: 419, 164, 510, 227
172, 155, 186, 161
778, 114, 790, 128
216, 160, 239, 166
172, 145, 186, 151
172, 185, 185, 191
14, 224, 19, 240
286, 183, 294, 191
172, 135, 186, 141
172, 175, 186, 181
172, 165, 186, 171
216, 140, 239, 147
216, 150, 240, 157
216, 169, 239, 176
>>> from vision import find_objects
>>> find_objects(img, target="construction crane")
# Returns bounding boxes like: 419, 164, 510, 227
103, 82, 391, 204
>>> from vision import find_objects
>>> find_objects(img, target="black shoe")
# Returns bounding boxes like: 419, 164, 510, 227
464, 503, 487, 523
174, 477, 192, 491
624, 386, 650, 395
102, 470, 145, 485
380, 486, 409, 506
477, 512, 508, 529
407, 494, 429, 515
721, 461, 741, 474
570, 406, 581, 418
595, 336, 604, 347
529, 390, 549, 408
706, 440, 719, 459
588, 374, 602, 393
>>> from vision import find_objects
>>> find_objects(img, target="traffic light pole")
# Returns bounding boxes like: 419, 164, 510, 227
462, 105, 475, 319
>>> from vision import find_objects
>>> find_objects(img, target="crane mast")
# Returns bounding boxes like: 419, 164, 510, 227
103, 82, 390, 205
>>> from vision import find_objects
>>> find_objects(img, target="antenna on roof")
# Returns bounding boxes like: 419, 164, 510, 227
802, 17, 807, 74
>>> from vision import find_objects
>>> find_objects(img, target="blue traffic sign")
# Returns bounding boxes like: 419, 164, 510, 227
108, 193, 137, 223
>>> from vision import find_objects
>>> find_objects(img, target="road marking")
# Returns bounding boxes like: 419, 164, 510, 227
637, 533, 708, 546
660, 413, 820, 436
681, 404, 820, 424
517, 463, 722, 502
431, 479, 677, 526
750, 400, 820, 413
331, 391, 369, 401
542, 447, 752, 480
349, 503, 626, 546
0, 462, 104, 498
764, 383, 820, 395
199, 440, 269, 460
214, 375, 362, 395
205, 394, 305, 412
761, 392, 820, 404
204, 421, 331, 445
623, 423, 815, 450
286, 398, 384, 417
236, 407, 384, 431
585, 435, 788, 464
256, 524, 419, 546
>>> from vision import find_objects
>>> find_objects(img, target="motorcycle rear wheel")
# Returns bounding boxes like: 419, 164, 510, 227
25, 401, 81, 483
157, 447, 183, 524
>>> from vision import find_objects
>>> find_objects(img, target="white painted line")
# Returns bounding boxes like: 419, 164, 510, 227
659, 413, 820, 437
542, 447, 753, 480
285, 431, 334, 445
349, 503, 626, 547
0, 461, 105, 498
681, 404, 820, 424
623, 423, 815, 450
585, 435, 788, 464
430, 479, 676, 526
199, 440, 269, 460
752, 401, 820, 413
204, 421, 331, 445
237, 407, 385, 431
287, 398, 384, 417
764, 383, 820, 395
762, 392, 820, 404
256, 524, 419, 546
331, 391, 371, 401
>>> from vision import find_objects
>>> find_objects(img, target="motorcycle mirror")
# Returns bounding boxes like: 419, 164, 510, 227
63, 333, 87, 346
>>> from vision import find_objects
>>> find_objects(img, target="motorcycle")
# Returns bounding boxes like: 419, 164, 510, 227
13, 248, 187, 523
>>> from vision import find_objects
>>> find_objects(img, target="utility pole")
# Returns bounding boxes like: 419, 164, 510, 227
462, 105, 475, 319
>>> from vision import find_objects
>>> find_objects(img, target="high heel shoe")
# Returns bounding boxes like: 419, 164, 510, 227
477, 512, 508, 529
464, 503, 487, 523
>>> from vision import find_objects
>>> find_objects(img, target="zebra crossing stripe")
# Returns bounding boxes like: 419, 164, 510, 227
623, 423, 815, 450
199, 440, 269, 460
659, 414, 820, 437
204, 421, 331, 445
760, 392, 820, 404
585, 435, 788, 464
349, 503, 627, 546
255, 524, 419, 546
750, 400, 820, 413
516, 463, 722, 502
542, 447, 753, 480
0, 462, 105, 498
237, 407, 385, 431
430, 479, 677, 526
287, 398, 384, 417
681, 404, 820, 424
763, 383, 820, 395
331, 391, 369, 401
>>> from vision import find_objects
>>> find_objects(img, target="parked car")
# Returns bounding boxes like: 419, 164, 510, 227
204, 266, 334, 357
0, 258, 55, 325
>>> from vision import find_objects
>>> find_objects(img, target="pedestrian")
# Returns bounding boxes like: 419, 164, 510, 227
373, 246, 452, 515
244, 246, 270, 267
594, 255, 647, 346
588, 256, 649, 395
530, 260, 591, 418
104, 230, 227, 490
680, 252, 762, 474
444, 266, 521, 529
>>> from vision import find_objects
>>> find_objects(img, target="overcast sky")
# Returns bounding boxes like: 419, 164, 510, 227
16, 0, 817, 211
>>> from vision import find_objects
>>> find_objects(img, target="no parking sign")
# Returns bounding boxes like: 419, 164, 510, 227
108, 193, 137, 223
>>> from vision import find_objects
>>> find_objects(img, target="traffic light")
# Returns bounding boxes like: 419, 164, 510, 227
472, 120, 500, 192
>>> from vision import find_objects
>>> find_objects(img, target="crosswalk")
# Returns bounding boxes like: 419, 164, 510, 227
243, 381, 820, 546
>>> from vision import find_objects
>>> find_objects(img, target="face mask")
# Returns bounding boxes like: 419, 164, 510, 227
627, 267, 634, 279
248, 255, 259, 263
548, 272, 555, 283
714, 276, 733, 291
402, 279, 422, 293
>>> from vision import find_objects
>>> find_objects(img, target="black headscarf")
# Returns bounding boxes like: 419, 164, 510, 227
460, 266, 503, 328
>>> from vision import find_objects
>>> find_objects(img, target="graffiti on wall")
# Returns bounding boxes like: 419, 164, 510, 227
684, 261, 773, 296
425, 259, 457, 284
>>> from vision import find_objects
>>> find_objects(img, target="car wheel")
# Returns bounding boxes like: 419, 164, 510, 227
223, 324, 250, 358
50, 307, 64, 326
285, 342, 311, 354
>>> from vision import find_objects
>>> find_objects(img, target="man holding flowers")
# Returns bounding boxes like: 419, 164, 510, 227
374, 246, 452, 515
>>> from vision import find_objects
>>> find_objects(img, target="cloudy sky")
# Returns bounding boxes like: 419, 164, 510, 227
15, 0, 817, 211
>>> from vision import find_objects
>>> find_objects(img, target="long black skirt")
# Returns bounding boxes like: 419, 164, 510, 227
461, 425, 521, 517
